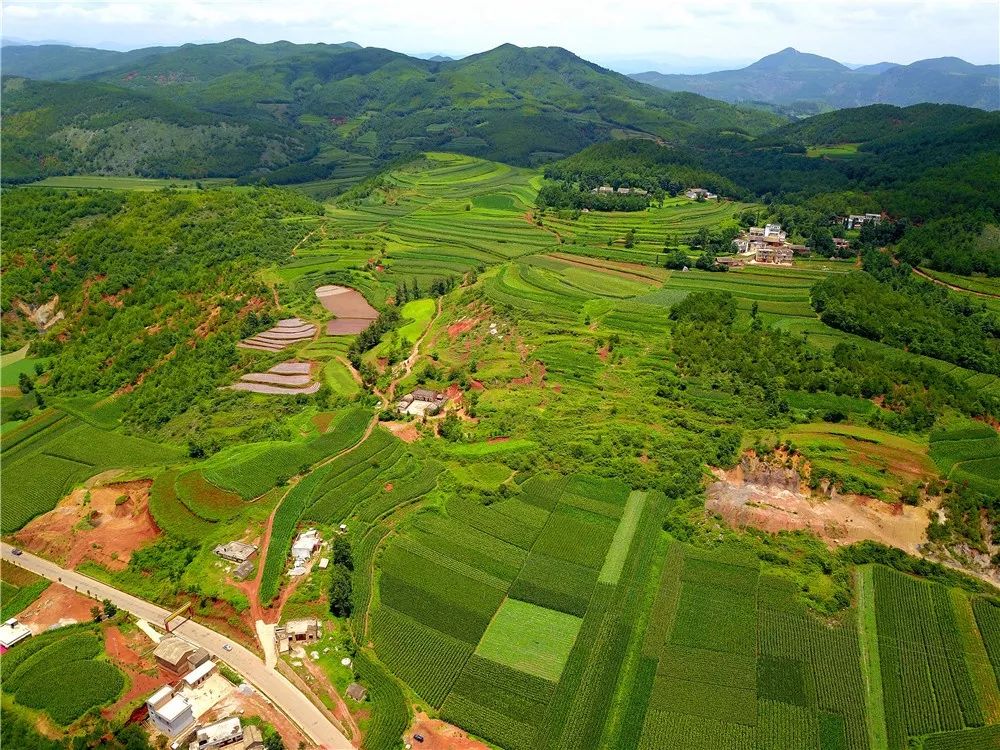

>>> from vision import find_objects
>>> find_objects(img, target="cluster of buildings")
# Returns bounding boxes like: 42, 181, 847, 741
729, 223, 804, 265
685, 187, 718, 200
590, 185, 649, 196
147, 637, 219, 737
397, 388, 447, 417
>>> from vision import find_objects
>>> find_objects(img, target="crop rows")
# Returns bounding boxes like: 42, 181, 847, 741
921, 725, 1000, 750
873, 565, 987, 747
1, 626, 123, 725
409, 512, 528, 579
175, 470, 245, 521
446, 494, 543, 549
352, 651, 409, 750
757, 700, 820, 750
972, 598, 1000, 683
532, 507, 617, 570
639, 709, 756, 750
508, 552, 597, 617
370, 605, 473, 707
148, 470, 216, 540
204, 406, 369, 499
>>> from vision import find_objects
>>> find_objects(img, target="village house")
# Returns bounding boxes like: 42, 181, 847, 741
187, 716, 264, 750
182, 659, 218, 689
213, 541, 258, 564
147, 685, 196, 737
755, 245, 794, 264
0, 618, 32, 651
685, 187, 717, 200
154, 637, 211, 676
232, 559, 254, 581
715, 257, 745, 268
346, 682, 368, 702
275, 618, 320, 653
397, 388, 446, 417
833, 237, 851, 250
590, 185, 614, 194
843, 213, 882, 230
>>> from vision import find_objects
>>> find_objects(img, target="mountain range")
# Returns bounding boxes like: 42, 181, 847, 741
631, 48, 1000, 113
0, 39, 782, 185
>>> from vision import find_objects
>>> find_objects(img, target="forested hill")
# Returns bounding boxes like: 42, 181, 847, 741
631, 47, 1000, 113
1, 39, 783, 184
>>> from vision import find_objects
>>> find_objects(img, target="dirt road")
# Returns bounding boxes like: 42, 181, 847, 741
0, 543, 351, 750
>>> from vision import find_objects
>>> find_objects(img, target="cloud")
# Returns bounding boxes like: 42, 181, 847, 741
2, 0, 997, 65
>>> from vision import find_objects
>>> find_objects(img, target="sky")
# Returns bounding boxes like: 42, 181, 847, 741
3, 0, 999, 72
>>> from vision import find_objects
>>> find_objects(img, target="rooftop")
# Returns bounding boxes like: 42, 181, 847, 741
0, 619, 32, 648
154, 636, 195, 667
155, 694, 192, 723
193, 716, 242, 746
183, 660, 216, 686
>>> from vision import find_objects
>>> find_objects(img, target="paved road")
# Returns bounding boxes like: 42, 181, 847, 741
0, 543, 351, 750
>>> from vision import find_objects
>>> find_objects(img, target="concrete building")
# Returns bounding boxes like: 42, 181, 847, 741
232, 560, 254, 581
685, 187, 717, 200
275, 618, 320, 653
291, 529, 321, 565
397, 388, 446, 417
0, 618, 32, 651
154, 638, 210, 676
148, 685, 196, 737
844, 213, 882, 229
346, 683, 368, 702
183, 660, 218, 689
755, 246, 794, 264
213, 541, 258, 563
188, 716, 264, 750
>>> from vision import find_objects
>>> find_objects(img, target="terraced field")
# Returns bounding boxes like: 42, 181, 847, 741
542, 196, 750, 264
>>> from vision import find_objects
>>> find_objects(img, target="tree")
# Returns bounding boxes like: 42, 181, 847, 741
91, 605, 103, 623
332, 537, 353, 571
103, 599, 118, 618
328, 566, 353, 617
18, 372, 33, 394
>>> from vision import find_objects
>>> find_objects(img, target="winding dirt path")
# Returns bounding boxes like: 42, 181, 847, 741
912, 267, 1000, 299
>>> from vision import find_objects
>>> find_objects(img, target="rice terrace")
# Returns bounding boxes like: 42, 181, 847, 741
2, 21, 1000, 750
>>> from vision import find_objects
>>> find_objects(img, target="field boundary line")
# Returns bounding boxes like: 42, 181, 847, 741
857, 565, 889, 750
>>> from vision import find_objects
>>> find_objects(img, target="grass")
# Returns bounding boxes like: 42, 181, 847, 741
806, 143, 861, 158
856, 566, 889, 750
475, 598, 583, 682
598, 491, 646, 584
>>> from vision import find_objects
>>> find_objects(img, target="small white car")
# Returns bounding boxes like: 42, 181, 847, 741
223, 644, 233, 652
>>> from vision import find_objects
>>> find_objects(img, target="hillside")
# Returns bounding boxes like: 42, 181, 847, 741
632, 47, 1000, 112
0, 40, 784, 184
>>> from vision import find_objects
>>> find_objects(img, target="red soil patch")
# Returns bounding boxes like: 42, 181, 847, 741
597, 344, 610, 361
487, 436, 510, 444
102, 625, 165, 719
384, 421, 421, 443
706, 457, 929, 554
297, 655, 362, 745
384, 483, 394, 492
448, 319, 477, 338
17, 584, 96, 633
470, 380, 484, 390
445, 384, 463, 401
407, 711, 490, 750
13, 481, 159, 572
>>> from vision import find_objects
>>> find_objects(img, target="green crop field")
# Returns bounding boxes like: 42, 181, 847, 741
1, 625, 124, 725
5, 144, 999, 750
0, 412, 182, 532
475, 598, 583, 682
